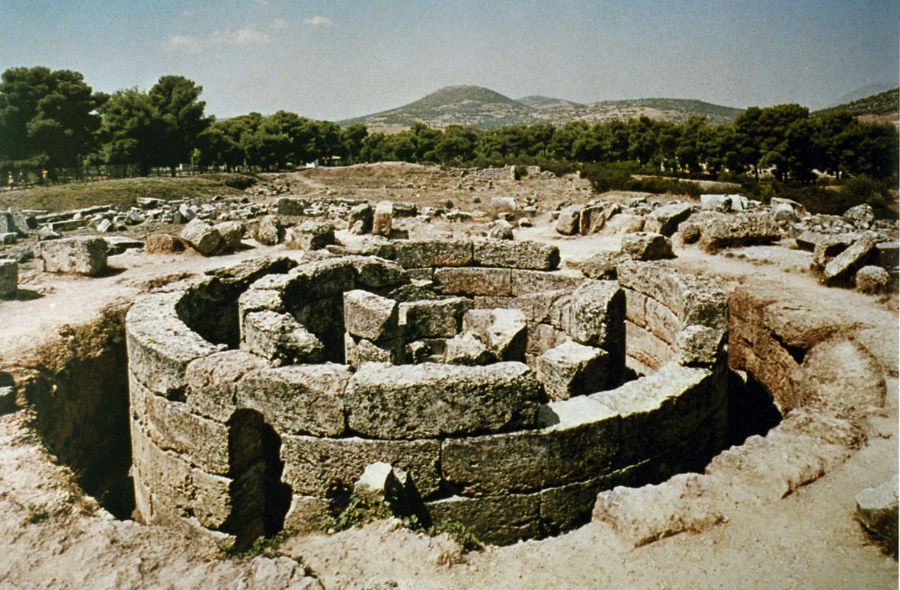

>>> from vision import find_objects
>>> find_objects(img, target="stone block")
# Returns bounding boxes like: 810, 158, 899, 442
675, 325, 726, 368
391, 239, 473, 268
441, 396, 620, 495
510, 270, 583, 296
345, 256, 407, 289
343, 289, 398, 342
462, 308, 527, 362
285, 221, 335, 250
0, 258, 17, 297
354, 462, 427, 523
255, 215, 285, 245
283, 495, 332, 532
426, 493, 541, 546
347, 203, 373, 234
241, 310, 325, 364
855, 475, 898, 557
180, 219, 222, 256
444, 331, 496, 366
280, 435, 441, 498
399, 297, 472, 339
344, 334, 403, 368
284, 259, 356, 302
40, 236, 108, 276
345, 362, 543, 439
621, 232, 675, 261
185, 350, 269, 423
645, 202, 693, 236
472, 239, 560, 271
433, 267, 513, 297
536, 341, 610, 400
555, 205, 581, 235
855, 265, 891, 294
213, 221, 245, 252
567, 280, 625, 374
372, 201, 393, 237
238, 363, 350, 437
821, 232, 878, 285
579, 202, 621, 235
276, 197, 309, 215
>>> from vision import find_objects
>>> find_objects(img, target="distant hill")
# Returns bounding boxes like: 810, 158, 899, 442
816, 87, 899, 128
340, 85, 745, 132
826, 82, 898, 109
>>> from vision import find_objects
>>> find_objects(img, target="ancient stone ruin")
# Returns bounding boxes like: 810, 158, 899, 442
126, 239, 730, 546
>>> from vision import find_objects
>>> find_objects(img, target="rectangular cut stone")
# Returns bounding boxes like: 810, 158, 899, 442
426, 493, 541, 546
283, 495, 332, 532
399, 297, 471, 339
237, 364, 349, 437
433, 267, 513, 297
344, 334, 403, 368
405, 267, 434, 281
40, 236, 108, 276
624, 289, 649, 328
537, 341, 610, 400
526, 323, 570, 357
472, 239, 560, 270
441, 397, 620, 495
626, 321, 675, 373
185, 350, 268, 423
241, 310, 324, 364
284, 259, 356, 302
644, 296, 682, 345
540, 478, 606, 535
567, 280, 626, 378
345, 362, 543, 439
343, 289, 398, 341
0, 258, 17, 297
510, 270, 583, 296
280, 435, 441, 498
391, 239, 473, 268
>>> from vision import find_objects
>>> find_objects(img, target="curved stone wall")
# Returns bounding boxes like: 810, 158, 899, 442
126, 240, 729, 545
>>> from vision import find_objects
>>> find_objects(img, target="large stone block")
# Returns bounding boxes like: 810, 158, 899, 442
426, 493, 541, 545
40, 236, 108, 276
567, 280, 625, 374
284, 259, 356, 303
255, 215, 285, 245
241, 310, 324, 364
391, 239, 473, 268
536, 341, 610, 400
180, 218, 222, 256
472, 239, 560, 271
347, 203, 373, 234
579, 202, 621, 235
345, 362, 543, 439
462, 308, 527, 362
280, 435, 441, 498
441, 396, 620, 495
645, 202, 693, 236
621, 232, 675, 261
276, 197, 309, 215
343, 289, 398, 342
399, 297, 472, 339
444, 331, 495, 366
285, 221, 336, 250
344, 334, 403, 368
283, 495, 332, 532
433, 267, 513, 297
0, 258, 17, 297
510, 269, 583, 297
344, 256, 407, 289
372, 200, 393, 237
821, 232, 878, 285
238, 364, 350, 437
555, 205, 581, 236
185, 351, 269, 422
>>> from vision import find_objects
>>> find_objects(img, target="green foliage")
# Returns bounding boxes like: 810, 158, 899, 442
816, 87, 899, 117
222, 530, 291, 560
580, 162, 702, 196
325, 494, 394, 532
514, 165, 528, 180
427, 520, 483, 552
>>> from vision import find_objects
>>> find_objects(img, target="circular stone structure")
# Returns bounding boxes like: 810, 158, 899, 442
125, 239, 730, 546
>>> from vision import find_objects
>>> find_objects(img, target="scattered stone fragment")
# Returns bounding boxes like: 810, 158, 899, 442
145, 234, 186, 254
242, 310, 325, 364
536, 341, 609, 400
445, 331, 497, 366
343, 290, 398, 342
276, 197, 309, 216
372, 201, 393, 237
621, 232, 675, 261
180, 218, 222, 256
213, 221, 245, 252
255, 215, 286, 246
855, 265, 891, 294
645, 202, 692, 236
843, 204, 875, 229
38, 227, 60, 241
104, 236, 144, 255
821, 232, 877, 286
855, 475, 898, 558
579, 202, 621, 235
285, 221, 336, 250
0, 258, 17, 297
347, 203, 373, 234
488, 219, 514, 240
40, 236, 108, 276
555, 205, 581, 235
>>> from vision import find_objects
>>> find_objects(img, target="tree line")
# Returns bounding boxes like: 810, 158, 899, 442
1, 66, 896, 188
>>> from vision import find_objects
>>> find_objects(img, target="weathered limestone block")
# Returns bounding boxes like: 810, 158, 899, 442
345, 362, 543, 439
426, 493, 541, 545
571, 251, 627, 280
238, 363, 349, 437
345, 256, 407, 290
283, 495, 332, 533
241, 310, 324, 364
344, 334, 403, 368
643, 295, 682, 345
843, 203, 875, 228
876, 241, 898, 273
821, 232, 878, 285
347, 203, 373, 234
796, 337, 886, 415
510, 269, 583, 297
626, 321, 675, 373
180, 219, 222, 256
855, 265, 891, 294
255, 215, 285, 245
399, 297, 472, 339
645, 202, 693, 236
185, 350, 268, 423
444, 331, 496, 365
372, 201, 393, 237
285, 221, 336, 250
536, 341, 610, 400
280, 435, 441, 498
442, 396, 619, 495
589, 363, 719, 465
579, 202, 621, 235
462, 308, 527, 362
567, 280, 625, 374
127, 291, 220, 398
40, 236, 108, 276
621, 232, 675, 261
238, 289, 285, 333
213, 221, 245, 252
472, 239, 560, 271
855, 475, 898, 557
276, 197, 309, 215
388, 279, 438, 302
675, 325, 726, 368
488, 219, 514, 240
699, 212, 782, 252
433, 267, 513, 297
284, 258, 356, 302
343, 289, 398, 342
0, 258, 17, 297
527, 323, 571, 357
555, 205, 581, 235
391, 239, 473, 268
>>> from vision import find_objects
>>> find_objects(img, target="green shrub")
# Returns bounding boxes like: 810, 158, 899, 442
219, 173, 257, 190
428, 520, 483, 552
580, 162, 701, 196
514, 165, 528, 180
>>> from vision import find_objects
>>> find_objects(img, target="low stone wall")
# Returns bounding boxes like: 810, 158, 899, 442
126, 240, 730, 545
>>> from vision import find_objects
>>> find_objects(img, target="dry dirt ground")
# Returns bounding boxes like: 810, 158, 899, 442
0, 165, 896, 589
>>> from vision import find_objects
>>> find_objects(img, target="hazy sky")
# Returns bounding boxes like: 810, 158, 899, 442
1, 0, 897, 120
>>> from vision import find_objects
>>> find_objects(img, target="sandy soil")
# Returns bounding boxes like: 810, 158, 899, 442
0, 170, 896, 589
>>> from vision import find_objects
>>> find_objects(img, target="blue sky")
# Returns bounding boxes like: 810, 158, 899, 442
1, 0, 897, 120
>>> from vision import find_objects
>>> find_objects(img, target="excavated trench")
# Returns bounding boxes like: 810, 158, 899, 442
16, 256, 793, 548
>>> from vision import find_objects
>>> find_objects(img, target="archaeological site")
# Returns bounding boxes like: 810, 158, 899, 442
0, 160, 896, 589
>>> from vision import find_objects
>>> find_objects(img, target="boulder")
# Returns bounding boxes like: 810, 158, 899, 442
843, 204, 875, 228
276, 197, 309, 216
372, 201, 394, 237
488, 220, 514, 240
145, 234, 186, 254
0, 259, 17, 297
536, 341, 609, 400
855, 475, 898, 557
40, 236, 108, 276
621, 232, 675, 261
284, 221, 336, 250
821, 232, 878, 285
255, 215, 286, 246
645, 202, 693, 236
579, 202, 621, 235
180, 218, 222, 256
855, 265, 891, 294
347, 203, 373, 234
699, 212, 782, 252
213, 221, 245, 252
555, 205, 581, 235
